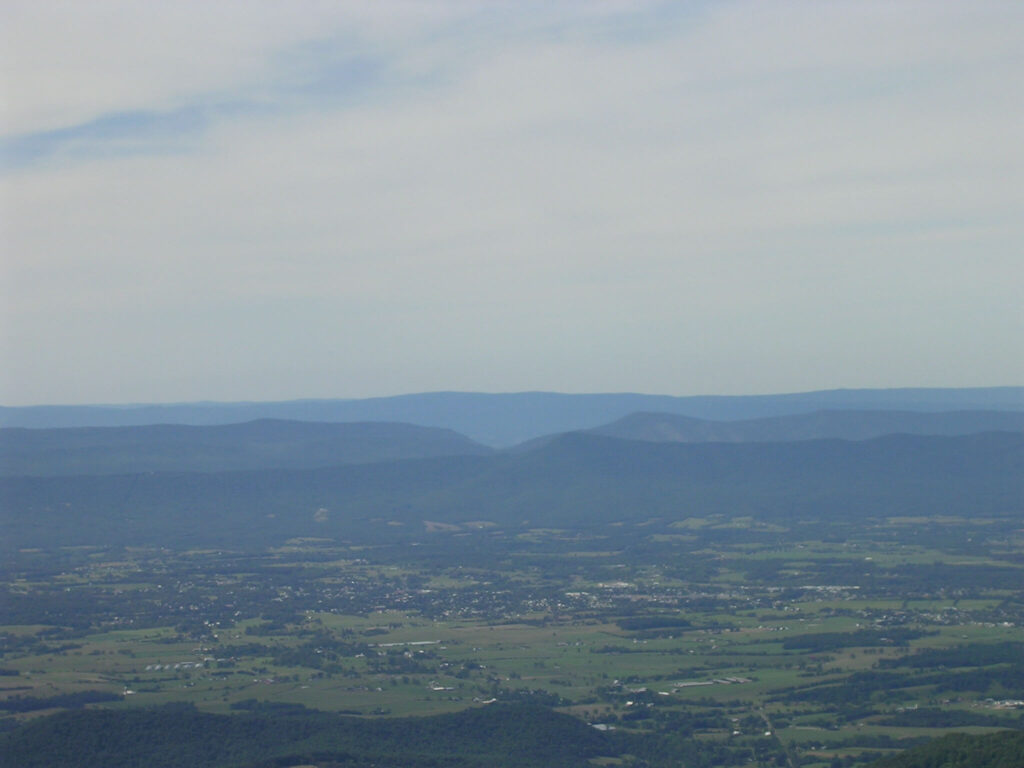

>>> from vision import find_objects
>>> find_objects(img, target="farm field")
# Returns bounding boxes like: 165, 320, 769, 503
3, 514, 1023, 767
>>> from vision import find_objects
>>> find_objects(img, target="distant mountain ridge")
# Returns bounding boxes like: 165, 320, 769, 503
2, 387, 1022, 446
4, 431, 1020, 552
587, 409, 1024, 444
0, 419, 491, 476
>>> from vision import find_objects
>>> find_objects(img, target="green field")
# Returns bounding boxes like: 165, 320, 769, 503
3, 513, 1024, 766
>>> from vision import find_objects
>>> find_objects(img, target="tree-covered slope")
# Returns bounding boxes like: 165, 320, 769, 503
2, 432, 1021, 551
0, 419, 491, 476
588, 408, 1024, 444
0, 702, 612, 768
869, 729, 1024, 768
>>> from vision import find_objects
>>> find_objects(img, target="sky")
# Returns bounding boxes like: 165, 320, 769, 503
1, 1, 1022, 405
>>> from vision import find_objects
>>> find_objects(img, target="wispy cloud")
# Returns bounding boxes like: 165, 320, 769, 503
0, 50, 392, 171
2, 106, 211, 169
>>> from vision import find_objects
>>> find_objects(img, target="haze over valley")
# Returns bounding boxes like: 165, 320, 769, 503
3, 2, 1022, 766
3, 388, 1024, 767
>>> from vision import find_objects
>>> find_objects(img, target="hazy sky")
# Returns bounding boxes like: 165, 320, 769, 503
2, 1, 1022, 405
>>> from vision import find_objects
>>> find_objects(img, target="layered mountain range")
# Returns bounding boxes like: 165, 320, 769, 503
3, 386, 1022, 446
2, 388, 1022, 553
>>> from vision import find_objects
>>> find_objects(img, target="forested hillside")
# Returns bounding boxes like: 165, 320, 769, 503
870, 730, 1024, 768
0, 703, 612, 768
0, 419, 490, 476
587, 409, 1024, 444
2, 431, 1021, 551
